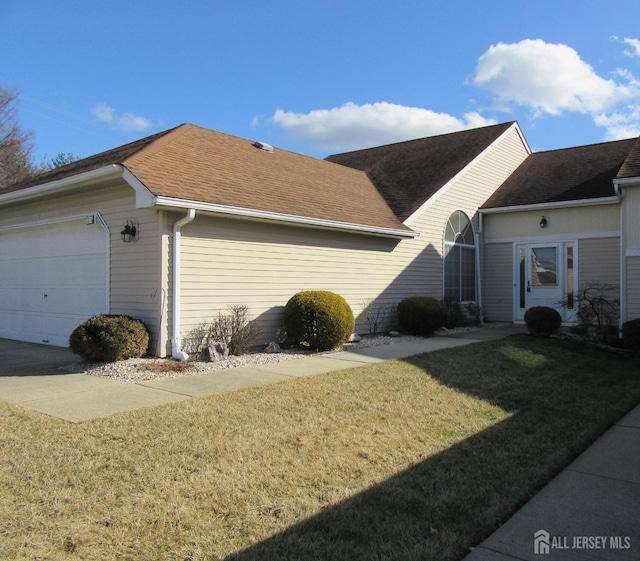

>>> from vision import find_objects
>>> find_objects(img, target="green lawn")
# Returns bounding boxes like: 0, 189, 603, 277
1, 335, 639, 561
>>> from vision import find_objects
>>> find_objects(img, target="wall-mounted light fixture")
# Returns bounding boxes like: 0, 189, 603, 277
539, 216, 548, 228
120, 220, 138, 242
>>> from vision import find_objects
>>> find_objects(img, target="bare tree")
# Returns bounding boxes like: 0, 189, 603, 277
0, 87, 35, 188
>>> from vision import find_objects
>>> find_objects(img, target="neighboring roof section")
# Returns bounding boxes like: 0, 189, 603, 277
326, 122, 516, 221
618, 136, 640, 180
482, 137, 638, 209
3, 124, 414, 237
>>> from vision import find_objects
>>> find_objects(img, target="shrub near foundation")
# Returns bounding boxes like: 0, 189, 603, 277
622, 318, 640, 350
284, 291, 355, 351
397, 296, 448, 335
524, 306, 562, 337
69, 314, 150, 361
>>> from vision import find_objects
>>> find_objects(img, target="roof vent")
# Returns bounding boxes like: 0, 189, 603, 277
253, 141, 274, 153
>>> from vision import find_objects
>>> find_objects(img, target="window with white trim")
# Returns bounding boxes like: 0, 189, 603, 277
444, 210, 476, 302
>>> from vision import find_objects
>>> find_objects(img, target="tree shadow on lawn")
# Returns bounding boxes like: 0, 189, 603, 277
224, 336, 640, 561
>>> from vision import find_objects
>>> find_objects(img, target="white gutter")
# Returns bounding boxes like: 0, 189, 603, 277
0, 165, 123, 206
480, 196, 620, 214
171, 209, 196, 361
613, 181, 623, 202
152, 195, 418, 239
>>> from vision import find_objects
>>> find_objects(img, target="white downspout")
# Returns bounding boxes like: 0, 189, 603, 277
476, 214, 484, 324
172, 209, 196, 361
616, 181, 627, 331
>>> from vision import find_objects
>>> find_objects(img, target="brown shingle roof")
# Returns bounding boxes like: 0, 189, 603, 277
326, 122, 516, 221
3, 127, 177, 194
482, 137, 638, 209
618, 136, 640, 179
4, 124, 412, 235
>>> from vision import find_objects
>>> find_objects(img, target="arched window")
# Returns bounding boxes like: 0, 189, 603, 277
444, 210, 476, 302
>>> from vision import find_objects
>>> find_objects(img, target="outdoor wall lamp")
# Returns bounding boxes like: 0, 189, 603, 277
539, 216, 548, 228
120, 220, 138, 242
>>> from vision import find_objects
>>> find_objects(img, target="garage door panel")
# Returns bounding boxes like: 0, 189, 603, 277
0, 219, 108, 347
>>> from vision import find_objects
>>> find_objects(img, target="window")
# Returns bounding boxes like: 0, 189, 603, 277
530, 246, 557, 286
444, 211, 476, 302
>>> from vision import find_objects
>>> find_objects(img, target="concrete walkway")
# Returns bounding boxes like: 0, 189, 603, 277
1, 325, 638, 560
463, 405, 640, 561
0, 331, 505, 422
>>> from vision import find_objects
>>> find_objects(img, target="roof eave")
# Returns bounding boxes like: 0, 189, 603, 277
404, 122, 529, 225
0, 165, 124, 207
480, 196, 620, 214
150, 195, 419, 239
614, 176, 640, 186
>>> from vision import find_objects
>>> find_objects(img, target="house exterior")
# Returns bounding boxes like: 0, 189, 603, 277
0, 121, 637, 357
479, 138, 640, 327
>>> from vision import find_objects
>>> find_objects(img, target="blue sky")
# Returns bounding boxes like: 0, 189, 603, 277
2, 1, 640, 163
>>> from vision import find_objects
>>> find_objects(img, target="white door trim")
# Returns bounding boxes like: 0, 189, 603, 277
513, 240, 578, 324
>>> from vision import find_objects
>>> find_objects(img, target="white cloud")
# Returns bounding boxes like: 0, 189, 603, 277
621, 37, 640, 58
90, 103, 154, 133
272, 102, 497, 152
471, 39, 618, 116
471, 39, 640, 140
91, 102, 115, 124
594, 106, 640, 140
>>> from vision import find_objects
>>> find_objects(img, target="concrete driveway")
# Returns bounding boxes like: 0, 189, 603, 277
0, 338, 78, 376
0, 338, 191, 422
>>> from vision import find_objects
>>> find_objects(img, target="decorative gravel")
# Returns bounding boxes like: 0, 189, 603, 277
65, 324, 510, 383
62, 335, 423, 383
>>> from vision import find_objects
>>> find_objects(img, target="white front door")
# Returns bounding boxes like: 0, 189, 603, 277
515, 242, 576, 323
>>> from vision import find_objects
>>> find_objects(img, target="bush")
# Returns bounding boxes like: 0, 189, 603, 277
524, 306, 562, 337
622, 318, 640, 350
208, 305, 261, 356
283, 291, 355, 351
182, 305, 261, 356
69, 314, 149, 362
397, 296, 448, 335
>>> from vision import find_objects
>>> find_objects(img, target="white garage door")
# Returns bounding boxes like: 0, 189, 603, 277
0, 216, 108, 347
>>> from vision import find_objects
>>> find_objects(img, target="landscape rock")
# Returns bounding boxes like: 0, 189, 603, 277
348, 333, 362, 342
388, 330, 402, 337
264, 342, 281, 353
201, 342, 229, 362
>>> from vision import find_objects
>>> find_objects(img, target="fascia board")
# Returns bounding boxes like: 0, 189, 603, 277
404, 122, 528, 226
0, 165, 123, 207
151, 195, 419, 239
614, 177, 640, 186
480, 196, 620, 214
120, 167, 156, 207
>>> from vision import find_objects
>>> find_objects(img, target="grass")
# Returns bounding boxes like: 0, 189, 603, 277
1, 335, 639, 560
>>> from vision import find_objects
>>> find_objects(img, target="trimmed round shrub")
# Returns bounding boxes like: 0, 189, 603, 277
524, 306, 562, 337
622, 318, 640, 350
397, 296, 448, 335
283, 291, 355, 351
69, 314, 150, 362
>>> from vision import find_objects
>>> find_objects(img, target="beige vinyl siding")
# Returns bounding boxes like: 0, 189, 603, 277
0, 182, 164, 352
483, 203, 620, 241
578, 237, 620, 288
627, 257, 640, 320
178, 216, 411, 343
625, 186, 640, 249
482, 243, 513, 321
578, 237, 621, 324
175, 126, 530, 346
